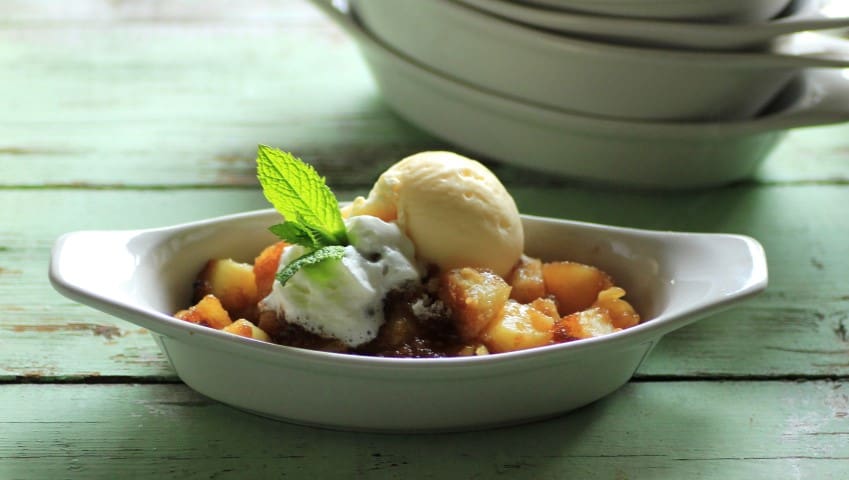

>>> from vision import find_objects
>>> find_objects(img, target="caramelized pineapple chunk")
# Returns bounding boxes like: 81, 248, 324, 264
174, 294, 233, 330
456, 344, 490, 356
440, 267, 511, 341
195, 258, 258, 320
483, 300, 556, 353
542, 261, 613, 316
551, 287, 639, 342
253, 241, 287, 299
506, 255, 546, 304
595, 287, 640, 329
222, 319, 271, 341
553, 307, 618, 341
529, 297, 559, 319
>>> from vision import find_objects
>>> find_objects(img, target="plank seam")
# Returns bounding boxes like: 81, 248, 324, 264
3, 374, 848, 384
631, 374, 849, 382
2, 178, 849, 190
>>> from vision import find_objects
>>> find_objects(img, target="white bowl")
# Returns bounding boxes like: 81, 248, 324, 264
49, 209, 767, 432
457, 0, 849, 51
513, 0, 793, 23
353, 0, 849, 121
311, 0, 849, 188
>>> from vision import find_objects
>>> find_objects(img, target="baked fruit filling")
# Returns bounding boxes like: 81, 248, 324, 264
176, 249, 639, 357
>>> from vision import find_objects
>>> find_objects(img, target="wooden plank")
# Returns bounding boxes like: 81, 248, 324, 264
759, 125, 849, 184
0, 0, 322, 22
0, 189, 309, 381
2, 185, 848, 380
0, 1, 847, 188
522, 184, 849, 377
0, 1, 443, 188
1, 381, 847, 479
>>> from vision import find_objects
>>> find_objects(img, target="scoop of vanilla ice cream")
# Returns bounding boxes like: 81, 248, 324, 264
260, 215, 422, 347
344, 151, 523, 277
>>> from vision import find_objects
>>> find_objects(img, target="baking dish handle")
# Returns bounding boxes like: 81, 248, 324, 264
759, 68, 849, 130
775, 32, 849, 66
308, 0, 367, 41
49, 230, 143, 309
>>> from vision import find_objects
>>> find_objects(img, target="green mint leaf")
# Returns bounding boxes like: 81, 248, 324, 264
269, 222, 317, 248
276, 245, 347, 286
256, 145, 348, 247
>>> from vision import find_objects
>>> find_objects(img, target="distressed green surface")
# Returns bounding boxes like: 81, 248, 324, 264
0, 0, 440, 189
1, 382, 848, 479
2, 0, 849, 477
1, 0, 848, 188
0, 189, 275, 381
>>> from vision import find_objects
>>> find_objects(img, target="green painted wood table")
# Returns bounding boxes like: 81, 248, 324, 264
2, 2, 849, 478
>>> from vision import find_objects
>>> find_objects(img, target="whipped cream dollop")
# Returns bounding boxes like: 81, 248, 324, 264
260, 215, 422, 347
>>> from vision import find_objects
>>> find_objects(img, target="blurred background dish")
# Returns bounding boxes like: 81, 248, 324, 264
309, 0, 849, 189
511, 0, 793, 23
353, 0, 849, 121
455, 0, 849, 50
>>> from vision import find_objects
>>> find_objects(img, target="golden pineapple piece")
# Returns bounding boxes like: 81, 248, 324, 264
551, 287, 639, 343
483, 299, 556, 353
195, 258, 258, 320
529, 297, 559, 319
553, 307, 618, 341
542, 261, 613, 316
174, 294, 233, 330
222, 319, 271, 342
455, 344, 490, 356
254, 241, 287, 300
440, 267, 512, 341
595, 287, 640, 329
506, 255, 546, 304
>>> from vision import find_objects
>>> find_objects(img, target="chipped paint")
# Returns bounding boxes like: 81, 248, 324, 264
92, 324, 122, 340
8, 322, 125, 339
109, 352, 167, 366
833, 318, 848, 343
0, 147, 73, 155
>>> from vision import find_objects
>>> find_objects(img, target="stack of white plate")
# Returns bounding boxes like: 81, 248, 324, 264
311, 0, 849, 188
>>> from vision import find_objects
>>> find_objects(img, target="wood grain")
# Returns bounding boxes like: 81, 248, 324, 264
1, 382, 848, 479
1, 1, 847, 188
0, 189, 276, 381
0, 0, 441, 188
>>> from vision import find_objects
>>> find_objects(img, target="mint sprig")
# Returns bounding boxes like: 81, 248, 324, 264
257, 145, 348, 248
256, 145, 349, 286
